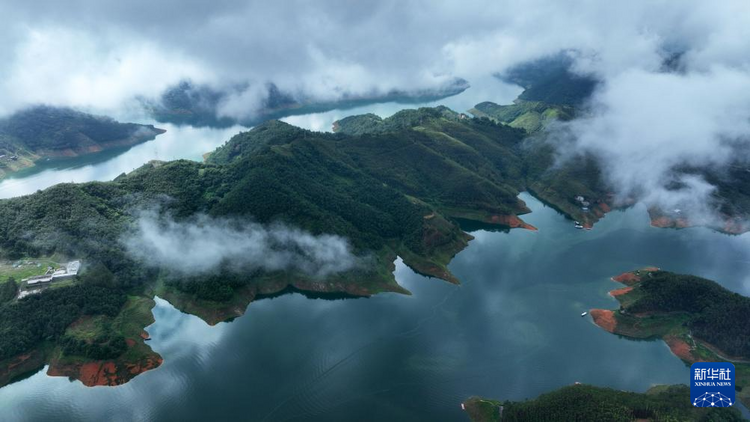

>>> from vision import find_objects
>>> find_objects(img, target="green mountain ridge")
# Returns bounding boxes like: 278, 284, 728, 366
0, 107, 546, 386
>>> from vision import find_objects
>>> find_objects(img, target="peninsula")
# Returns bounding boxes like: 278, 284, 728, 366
591, 269, 750, 407
0, 106, 165, 180
2, 59, 750, 389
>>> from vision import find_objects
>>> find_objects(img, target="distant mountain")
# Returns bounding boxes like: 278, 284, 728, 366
473, 53, 750, 233
499, 52, 599, 106
0, 106, 165, 179
143, 78, 470, 128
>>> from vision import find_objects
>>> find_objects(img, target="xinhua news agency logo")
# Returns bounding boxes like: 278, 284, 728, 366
691, 362, 735, 408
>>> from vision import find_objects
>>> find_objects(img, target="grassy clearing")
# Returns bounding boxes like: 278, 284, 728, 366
0, 258, 59, 283
66, 315, 109, 341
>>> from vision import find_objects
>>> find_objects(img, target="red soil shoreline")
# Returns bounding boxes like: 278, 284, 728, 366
47, 353, 163, 387
609, 286, 633, 297
488, 214, 538, 231
649, 210, 749, 235
590, 309, 616, 333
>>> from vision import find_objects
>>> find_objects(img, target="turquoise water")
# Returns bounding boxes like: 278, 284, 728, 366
2, 193, 748, 421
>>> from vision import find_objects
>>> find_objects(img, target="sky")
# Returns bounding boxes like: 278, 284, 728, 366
0, 0, 746, 116
2, 0, 750, 221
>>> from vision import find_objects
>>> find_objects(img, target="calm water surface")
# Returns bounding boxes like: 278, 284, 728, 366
1, 81, 749, 420
0, 76, 519, 199
2, 194, 750, 421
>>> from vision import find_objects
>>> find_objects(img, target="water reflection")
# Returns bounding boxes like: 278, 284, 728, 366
2, 82, 750, 420
3, 194, 746, 421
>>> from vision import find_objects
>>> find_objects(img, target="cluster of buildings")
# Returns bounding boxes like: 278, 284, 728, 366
24, 260, 81, 286
17, 260, 81, 299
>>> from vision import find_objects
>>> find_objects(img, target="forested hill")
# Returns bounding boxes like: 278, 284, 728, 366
499, 52, 599, 106
0, 108, 542, 312
0, 106, 165, 179
463, 384, 742, 422
470, 54, 596, 134
210, 108, 531, 220
143, 78, 470, 128
469, 53, 750, 233
614, 270, 750, 360
592, 269, 750, 406
333, 106, 611, 228
0, 107, 555, 383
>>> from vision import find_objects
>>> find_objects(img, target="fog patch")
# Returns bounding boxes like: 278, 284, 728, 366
122, 209, 361, 278
553, 67, 750, 220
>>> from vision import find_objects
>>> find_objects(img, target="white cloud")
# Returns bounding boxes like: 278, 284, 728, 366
122, 209, 361, 278
558, 66, 750, 216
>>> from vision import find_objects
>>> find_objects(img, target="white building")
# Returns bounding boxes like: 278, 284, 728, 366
24, 260, 81, 286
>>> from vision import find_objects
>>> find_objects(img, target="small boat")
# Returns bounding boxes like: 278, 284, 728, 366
574, 221, 584, 229
581, 311, 588, 317
461, 403, 465, 410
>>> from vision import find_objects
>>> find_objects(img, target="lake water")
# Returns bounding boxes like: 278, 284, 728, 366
0, 75, 520, 199
2, 193, 750, 421
2, 80, 750, 421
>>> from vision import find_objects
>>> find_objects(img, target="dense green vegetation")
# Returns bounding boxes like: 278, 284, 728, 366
620, 271, 750, 359
0, 106, 160, 152
59, 332, 128, 360
0, 285, 126, 361
597, 269, 750, 407
470, 101, 574, 133
498, 52, 599, 106
0, 278, 17, 303
3, 53, 749, 389
0, 107, 526, 367
464, 384, 742, 422
0, 106, 536, 328
336, 105, 611, 227
0, 106, 164, 179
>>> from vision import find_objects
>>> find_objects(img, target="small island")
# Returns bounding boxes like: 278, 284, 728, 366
591, 268, 750, 407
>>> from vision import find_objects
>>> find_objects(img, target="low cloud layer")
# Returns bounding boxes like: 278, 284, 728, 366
3, 1, 750, 119
122, 210, 360, 278
555, 66, 750, 219
4, 1, 750, 223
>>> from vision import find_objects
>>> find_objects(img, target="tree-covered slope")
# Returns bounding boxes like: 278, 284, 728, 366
475, 52, 750, 233
499, 52, 599, 106
1, 109, 552, 385
604, 270, 750, 360
470, 100, 575, 134
0, 106, 165, 179
592, 268, 750, 407
335, 105, 611, 228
